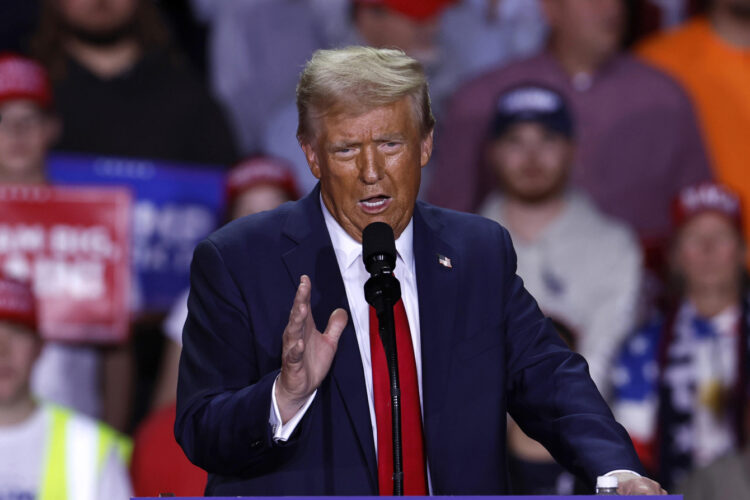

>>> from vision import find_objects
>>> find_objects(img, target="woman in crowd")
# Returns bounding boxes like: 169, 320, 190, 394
612, 182, 749, 492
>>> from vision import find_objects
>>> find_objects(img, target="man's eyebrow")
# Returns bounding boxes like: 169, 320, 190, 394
328, 140, 361, 150
375, 133, 406, 142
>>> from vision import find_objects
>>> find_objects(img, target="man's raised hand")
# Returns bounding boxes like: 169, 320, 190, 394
276, 275, 348, 423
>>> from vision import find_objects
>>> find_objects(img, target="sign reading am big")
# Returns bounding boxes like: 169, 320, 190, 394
0, 184, 131, 343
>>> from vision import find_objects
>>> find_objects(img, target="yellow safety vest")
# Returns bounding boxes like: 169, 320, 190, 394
37, 404, 132, 500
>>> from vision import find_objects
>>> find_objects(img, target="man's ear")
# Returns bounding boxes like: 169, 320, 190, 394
300, 140, 322, 180
420, 128, 434, 168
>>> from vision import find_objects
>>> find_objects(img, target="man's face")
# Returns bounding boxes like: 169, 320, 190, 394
301, 97, 433, 242
0, 322, 40, 407
487, 122, 573, 203
542, 0, 624, 62
0, 101, 58, 183
57, 0, 138, 38
674, 212, 745, 293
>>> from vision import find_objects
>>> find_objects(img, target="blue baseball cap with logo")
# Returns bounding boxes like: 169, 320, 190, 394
490, 84, 574, 139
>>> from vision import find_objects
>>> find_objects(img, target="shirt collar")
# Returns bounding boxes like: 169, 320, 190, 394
320, 195, 414, 273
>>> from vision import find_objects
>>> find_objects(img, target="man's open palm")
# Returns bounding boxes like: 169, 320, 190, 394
276, 275, 348, 422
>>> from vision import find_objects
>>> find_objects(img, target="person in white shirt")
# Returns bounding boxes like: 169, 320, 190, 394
479, 84, 643, 398
479, 84, 642, 494
0, 274, 132, 500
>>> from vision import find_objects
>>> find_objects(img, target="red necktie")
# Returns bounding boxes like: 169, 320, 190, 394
369, 299, 428, 495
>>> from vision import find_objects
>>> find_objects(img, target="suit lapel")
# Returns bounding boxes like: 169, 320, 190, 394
281, 186, 377, 486
413, 202, 459, 466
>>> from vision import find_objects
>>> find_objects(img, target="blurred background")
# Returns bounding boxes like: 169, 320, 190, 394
0, 0, 748, 498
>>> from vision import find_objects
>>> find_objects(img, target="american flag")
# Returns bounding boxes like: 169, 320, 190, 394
438, 254, 452, 268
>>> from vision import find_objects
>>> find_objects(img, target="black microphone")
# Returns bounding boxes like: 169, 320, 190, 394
363, 222, 401, 310
362, 222, 404, 495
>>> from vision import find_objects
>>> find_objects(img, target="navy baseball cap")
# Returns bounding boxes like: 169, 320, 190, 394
490, 84, 574, 139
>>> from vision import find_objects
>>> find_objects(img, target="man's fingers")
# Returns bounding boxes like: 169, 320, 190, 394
618, 476, 666, 496
299, 274, 311, 289
285, 276, 312, 339
291, 275, 311, 315
324, 308, 348, 344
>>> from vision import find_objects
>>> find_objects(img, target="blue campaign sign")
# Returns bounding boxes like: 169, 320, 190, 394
48, 153, 226, 312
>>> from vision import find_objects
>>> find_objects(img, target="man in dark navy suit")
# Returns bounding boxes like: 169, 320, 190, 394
175, 46, 666, 496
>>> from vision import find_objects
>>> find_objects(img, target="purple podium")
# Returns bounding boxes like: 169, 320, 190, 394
135, 496, 683, 499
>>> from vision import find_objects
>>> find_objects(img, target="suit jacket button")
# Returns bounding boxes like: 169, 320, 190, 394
251, 439, 262, 448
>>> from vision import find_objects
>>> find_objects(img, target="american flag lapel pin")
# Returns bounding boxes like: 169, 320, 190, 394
438, 254, 452, 269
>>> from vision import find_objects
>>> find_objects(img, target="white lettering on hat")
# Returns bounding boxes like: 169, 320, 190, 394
681, 184, 739, 215
501, 87, 560, 114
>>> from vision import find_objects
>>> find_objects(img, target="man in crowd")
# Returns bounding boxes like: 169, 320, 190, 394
479, 84, 642, 399
481, 84, 642, 494
0, 53, 58, 184
175, 46, 664, 496
638, 0, 750, 260
0, 53, 131, 432
30, 0, 236, 166
428, 0, 711, 246
0, 274, 132, 499
612, 183, 749, 491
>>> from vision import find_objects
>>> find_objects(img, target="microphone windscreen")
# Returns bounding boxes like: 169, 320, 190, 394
362, 222, 396, 271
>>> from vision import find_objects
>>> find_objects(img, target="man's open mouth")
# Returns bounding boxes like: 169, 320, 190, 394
359, 195, 392, 213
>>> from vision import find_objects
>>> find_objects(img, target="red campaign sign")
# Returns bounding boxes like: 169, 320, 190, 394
0, 185, 131, 343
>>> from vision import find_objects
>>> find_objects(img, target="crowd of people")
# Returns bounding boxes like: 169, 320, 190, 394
0, 0, 748, 498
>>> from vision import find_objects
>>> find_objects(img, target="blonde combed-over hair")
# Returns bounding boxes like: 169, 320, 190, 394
296, 46, 435, 143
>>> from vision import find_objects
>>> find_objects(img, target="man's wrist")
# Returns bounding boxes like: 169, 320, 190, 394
274, 378, 314, 424
270, 376, 316, 442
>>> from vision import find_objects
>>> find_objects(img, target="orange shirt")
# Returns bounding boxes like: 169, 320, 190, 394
638, 17, 750, 241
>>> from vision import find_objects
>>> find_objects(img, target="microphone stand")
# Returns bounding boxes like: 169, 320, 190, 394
365, 272, 404, 496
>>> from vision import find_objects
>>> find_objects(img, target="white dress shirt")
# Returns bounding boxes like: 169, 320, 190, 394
270, 198, 423, 451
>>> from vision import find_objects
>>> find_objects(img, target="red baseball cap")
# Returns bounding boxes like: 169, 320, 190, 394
227, 156, 300, 204
354, 0, 456, 21
0, 53, 53, 110
672, 182, 743, 234
0, 274, 38, 334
